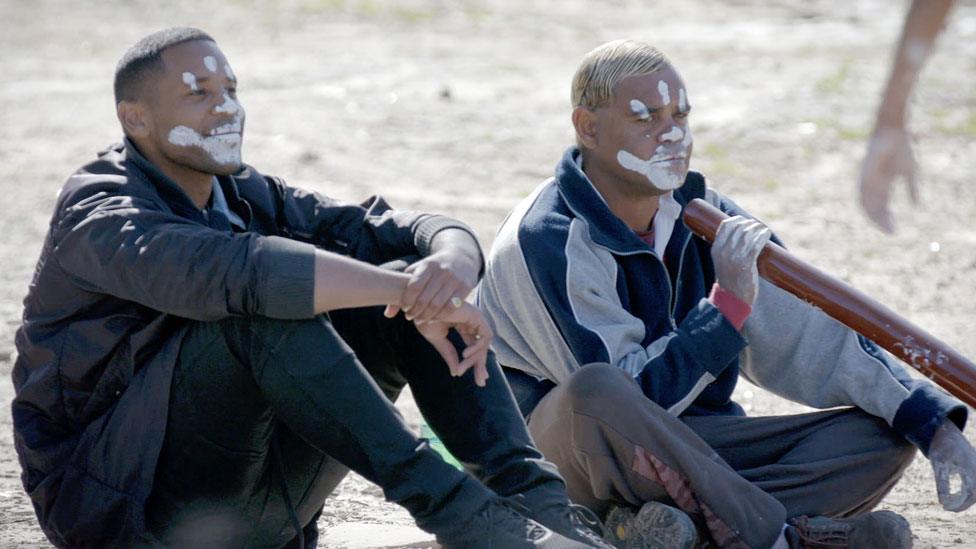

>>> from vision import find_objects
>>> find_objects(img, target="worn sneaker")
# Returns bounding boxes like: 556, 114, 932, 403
527, 501, 615, 548
604, 501, 698, 549
436, 497, 604, 548
786, 510, 912, 549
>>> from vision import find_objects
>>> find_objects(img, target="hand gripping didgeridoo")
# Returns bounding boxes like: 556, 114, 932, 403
683, 198, 976, 409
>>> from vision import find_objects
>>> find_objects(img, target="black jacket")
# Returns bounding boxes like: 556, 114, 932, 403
12, 139, 473, 547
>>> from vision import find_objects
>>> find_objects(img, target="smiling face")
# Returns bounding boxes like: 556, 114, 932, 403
576, 66, 693, 196
126, 39, 245, 177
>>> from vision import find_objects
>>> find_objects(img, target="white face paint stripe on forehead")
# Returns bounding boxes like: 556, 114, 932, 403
204, 56, 218, 73
630, 99, 651, 120
182, 72, 199, 92
224, 64, 235, 81
658, 80, 670, 106
679, 88, 687, 111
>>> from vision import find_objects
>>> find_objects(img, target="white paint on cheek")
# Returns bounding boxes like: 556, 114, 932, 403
658, 80, 670, 105
630, 99, 650, 120
182, 72, 198, 92
204, 56, 218, 73
168, 125, 242, 166
678, 88, 687, 111
661, 126, 683, 142
681, 124, 693, 148
617, 145, 685, 191
224, 64, 235, 81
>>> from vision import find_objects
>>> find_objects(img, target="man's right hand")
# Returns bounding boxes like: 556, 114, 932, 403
711, 215, 771, 306
413, 302, 493, 387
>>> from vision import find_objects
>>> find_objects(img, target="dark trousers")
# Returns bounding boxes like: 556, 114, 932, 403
509, 364, 917, 549
145, 307, 562, 548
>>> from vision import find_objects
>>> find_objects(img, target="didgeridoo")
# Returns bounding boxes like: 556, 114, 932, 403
683, 198, 976, 409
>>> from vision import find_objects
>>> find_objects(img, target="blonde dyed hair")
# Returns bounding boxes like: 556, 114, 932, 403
571, 40, 671, 110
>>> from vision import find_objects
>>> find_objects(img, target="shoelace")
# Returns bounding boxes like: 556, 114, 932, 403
568, 503, 606, 538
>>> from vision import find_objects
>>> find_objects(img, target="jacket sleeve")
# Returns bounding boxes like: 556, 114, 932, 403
52, 191, 317, 321
268, 179, 482, 267
739, 279, 967, 455
519, 217, 747, 415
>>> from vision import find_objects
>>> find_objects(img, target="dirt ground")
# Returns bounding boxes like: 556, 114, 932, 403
1, 0, 975, 547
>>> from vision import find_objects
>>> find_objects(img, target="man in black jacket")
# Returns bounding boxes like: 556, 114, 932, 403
11, 27, 610, 549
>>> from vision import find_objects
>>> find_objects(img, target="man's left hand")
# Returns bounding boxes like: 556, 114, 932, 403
929, 420, 976, 512
384, 249, 479, 322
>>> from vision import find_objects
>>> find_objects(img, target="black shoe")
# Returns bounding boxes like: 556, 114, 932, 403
786, 510, 912, 549
526, 501, 615, 549
436, 498, 602, 548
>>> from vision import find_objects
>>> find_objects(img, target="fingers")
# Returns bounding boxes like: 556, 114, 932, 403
904, 153, 920, 204
937, 465, 970, 512
398, 261, 467, 322
426, 331, 461, 376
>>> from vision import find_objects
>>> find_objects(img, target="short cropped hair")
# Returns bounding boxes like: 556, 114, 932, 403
571, 40, 671, 110
114, 27, 215, 105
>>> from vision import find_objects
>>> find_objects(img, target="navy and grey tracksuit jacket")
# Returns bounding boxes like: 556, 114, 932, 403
478, 146, 966, 452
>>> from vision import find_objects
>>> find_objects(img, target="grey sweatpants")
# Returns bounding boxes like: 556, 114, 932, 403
525, 364, 917, 549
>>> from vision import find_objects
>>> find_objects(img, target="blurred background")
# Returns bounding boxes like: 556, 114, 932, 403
1, 1, 974, 546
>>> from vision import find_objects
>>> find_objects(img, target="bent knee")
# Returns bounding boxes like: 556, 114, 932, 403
561, 363, 644, 412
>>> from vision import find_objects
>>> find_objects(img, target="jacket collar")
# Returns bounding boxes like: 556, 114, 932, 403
123, 137, 249, 227
554, 146, 694, 255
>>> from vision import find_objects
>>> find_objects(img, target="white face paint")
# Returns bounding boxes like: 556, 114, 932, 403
182, 72, 199, 92
214, 92, 242, 116
657, 80, 670, 105
678, 88, 687, 111
224, 63, 235, 81
660, 126, 683, 141
204, 55, 218, 73
616, 93, 694, 192
617, 147, 685, 191
168, 125, 242, 166
630, 99, 651, 120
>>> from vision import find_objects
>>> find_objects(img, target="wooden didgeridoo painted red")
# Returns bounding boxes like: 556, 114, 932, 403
683, 198, 976, 409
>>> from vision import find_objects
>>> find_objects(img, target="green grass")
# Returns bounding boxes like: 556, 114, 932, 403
815, 58, 853, 95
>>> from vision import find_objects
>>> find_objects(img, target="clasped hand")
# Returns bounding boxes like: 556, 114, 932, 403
929, 421, 976, 512
383, 250, 492, 387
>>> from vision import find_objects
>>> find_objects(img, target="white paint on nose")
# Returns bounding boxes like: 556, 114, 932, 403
661, 126, 683, 142
658, 80, 670, 106
214, 92, 241, 115
204, 56, 218, 73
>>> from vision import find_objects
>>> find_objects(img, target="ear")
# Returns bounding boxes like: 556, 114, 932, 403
572, 106, 599, 150
117, 100, 152, 139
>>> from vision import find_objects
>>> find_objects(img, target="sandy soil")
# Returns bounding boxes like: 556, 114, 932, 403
1, 0, 975, 547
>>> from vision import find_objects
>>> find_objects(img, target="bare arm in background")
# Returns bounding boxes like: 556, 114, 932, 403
859, 0, 955, 233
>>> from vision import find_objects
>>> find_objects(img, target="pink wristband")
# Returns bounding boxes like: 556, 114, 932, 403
709, 283, 751, 331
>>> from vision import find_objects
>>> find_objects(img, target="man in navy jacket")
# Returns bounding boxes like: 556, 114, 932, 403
479, 39, 976, 548
11, 27, 612, 549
